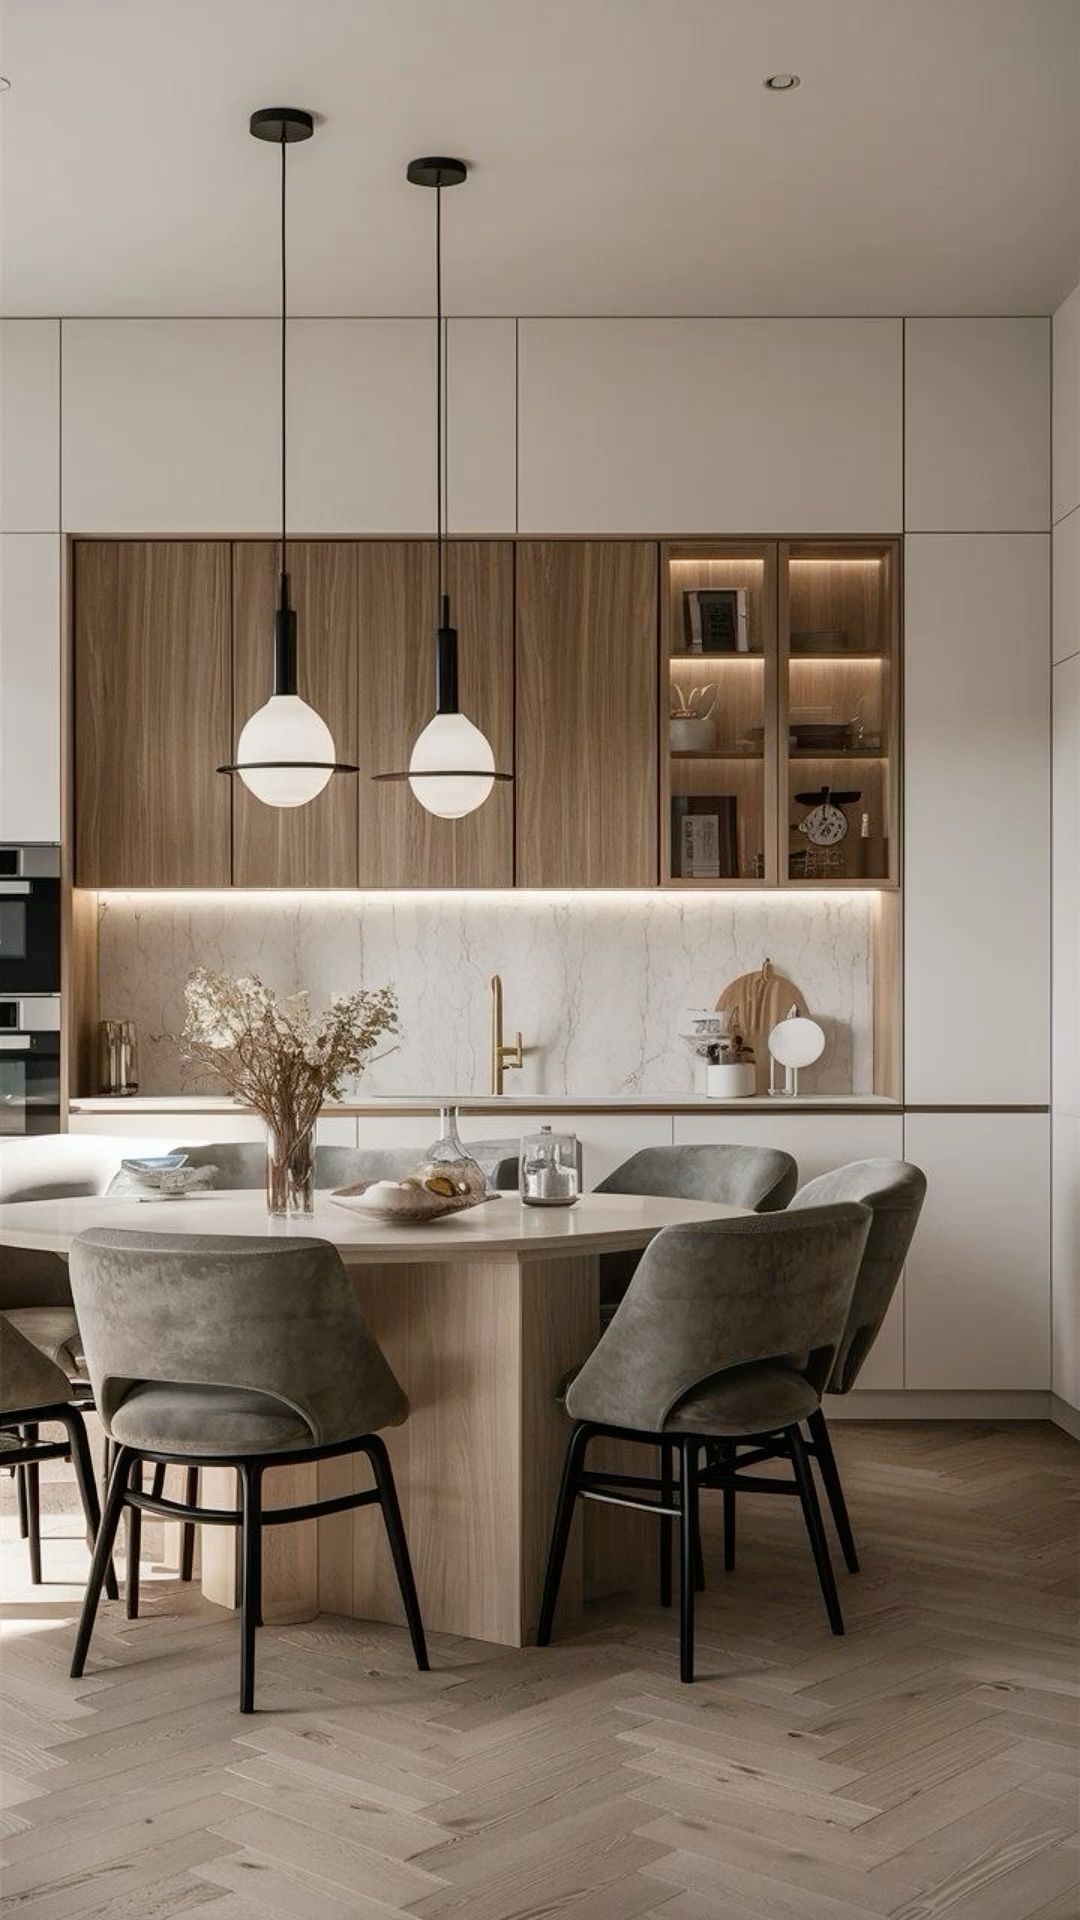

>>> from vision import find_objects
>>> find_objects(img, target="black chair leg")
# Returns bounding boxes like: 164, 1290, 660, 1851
239, 1462, 263, 1713
71, 1445, 132, 1678
125, 1459, 142, 1619
63, 1409, 119, 1603
21, 1427, 41, 1585
180, 1466, 198, 1583
659, 1441, 674, 1607
364, 1435, 429, 1673
537, 1422, 593, 1646
16, 1461, 28, 1537
723, 1441, 736, 1573
678, 1437, 699, 1683
789, 1424, 844, 1636
807, 1409, 859, 1573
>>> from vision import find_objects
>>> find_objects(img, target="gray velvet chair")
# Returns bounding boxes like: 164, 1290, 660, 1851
594, 1144, 799, 1319
537, 1202, 870, 1681
0, 1314, 116, 1597
67, 1228, 429, 1711
778, 1159, 928, 1571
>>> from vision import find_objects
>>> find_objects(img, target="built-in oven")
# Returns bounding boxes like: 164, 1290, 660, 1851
0, 996, 61, 1135
0, 845, 61, 996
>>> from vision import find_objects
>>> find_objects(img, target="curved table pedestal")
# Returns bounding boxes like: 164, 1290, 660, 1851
200, 1250, 649, 1647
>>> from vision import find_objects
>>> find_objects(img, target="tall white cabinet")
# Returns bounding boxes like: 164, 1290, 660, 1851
0, 321, 62, 843
903, 319, 1052, 1394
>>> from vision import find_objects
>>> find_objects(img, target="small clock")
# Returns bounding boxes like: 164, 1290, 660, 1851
794, 786, 861, 849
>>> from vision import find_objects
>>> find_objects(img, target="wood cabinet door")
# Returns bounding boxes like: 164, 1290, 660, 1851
73, 541, 231, 886
516, 541, 658, 886
231, 543, 359, 887
356, 541, 514, 887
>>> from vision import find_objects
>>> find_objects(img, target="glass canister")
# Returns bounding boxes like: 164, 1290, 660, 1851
520, 1124, 580, 1208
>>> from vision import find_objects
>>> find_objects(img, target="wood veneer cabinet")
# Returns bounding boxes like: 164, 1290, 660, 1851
232, 543, 358, 888
356, 540, 514, 887
516, 541, 658, 886
73, 541, 231, 886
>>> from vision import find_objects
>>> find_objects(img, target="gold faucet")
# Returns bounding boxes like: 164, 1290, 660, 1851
490, 974, 524, 1095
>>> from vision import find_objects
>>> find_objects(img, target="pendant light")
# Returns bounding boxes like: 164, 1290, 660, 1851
220, 107, 357, 808
373, 157, 510, 819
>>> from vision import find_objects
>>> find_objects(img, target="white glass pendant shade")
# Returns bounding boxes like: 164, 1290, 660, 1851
236, 694, 336, 808
408, 711, 495, 818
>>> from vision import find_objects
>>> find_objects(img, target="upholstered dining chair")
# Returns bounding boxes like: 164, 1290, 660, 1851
537, 1202, 870, 1681
67, 1228, 429, 1712
0, 1314, 117, 1598
782, 1159, 928, 1570
594, 1144, 799, 1320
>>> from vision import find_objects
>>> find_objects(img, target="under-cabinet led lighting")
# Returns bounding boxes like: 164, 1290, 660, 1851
93, 888, 883, 906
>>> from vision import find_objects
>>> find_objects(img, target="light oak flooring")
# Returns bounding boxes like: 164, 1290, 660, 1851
2, 1422, 1078, 1920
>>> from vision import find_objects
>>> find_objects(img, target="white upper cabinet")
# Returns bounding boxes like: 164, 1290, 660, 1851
0, 535, 61, 842
63, 321, 278, 533
1053, 282, 1080, 525
905, 319, 1050, 532
0, 321, 60, 533
517, 320, 902, 534
1053, 652, 1080, 1117
61, 318, 517, 536
904, 1112, 1050, 1391
905, 535, 1050, 1103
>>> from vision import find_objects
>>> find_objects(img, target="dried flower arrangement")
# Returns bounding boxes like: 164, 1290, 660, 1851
181, 967, 399, 1215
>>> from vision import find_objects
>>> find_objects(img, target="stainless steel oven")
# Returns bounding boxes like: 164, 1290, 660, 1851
0, 996, 61, 1136
0, 845, 60, 996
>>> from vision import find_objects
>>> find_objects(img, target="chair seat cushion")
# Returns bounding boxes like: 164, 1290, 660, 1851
109, 1382, 313, 1456
5, 1307, 86, 1382
664, 1362, 819, 1436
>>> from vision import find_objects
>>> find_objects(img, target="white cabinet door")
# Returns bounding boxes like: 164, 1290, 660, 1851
905, 536, 1050, 1103
1054, 652, 1080, 1116
62, 320, 278, 533
0, 535, 61, 842
1052, 1113, 1080, 1410
518, 319, 902, 534
67, 1113, 266, 1143
1053, 508, 1080, 663
904, 1112, 1050, 1390
674, 1111, 906, 1387
905, 320, 1050, 532
0, 320, 59, 532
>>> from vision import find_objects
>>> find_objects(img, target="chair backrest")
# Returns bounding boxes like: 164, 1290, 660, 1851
789, 1159, 927, 1392
596, 1143, 797, 1212
316, 1138, 527, 1192
68, 1228, 407, 1446
565, 1202, 870, 1434
0, 1311, 73, 1418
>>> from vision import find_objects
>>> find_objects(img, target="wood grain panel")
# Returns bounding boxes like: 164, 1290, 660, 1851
356, 541, 514, 887
73, 541, 231, 886
231, 543, 358, 887
516, 541, 658, 886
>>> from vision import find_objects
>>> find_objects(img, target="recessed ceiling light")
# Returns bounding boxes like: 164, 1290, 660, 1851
764, 73, 800, 91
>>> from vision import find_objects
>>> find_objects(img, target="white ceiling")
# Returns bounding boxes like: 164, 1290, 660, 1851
1, 0, 1078, 319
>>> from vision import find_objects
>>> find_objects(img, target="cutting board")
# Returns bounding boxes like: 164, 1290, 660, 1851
716, 959, 807, 1095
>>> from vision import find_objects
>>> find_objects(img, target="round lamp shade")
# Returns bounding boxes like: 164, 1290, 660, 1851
235, 694, 337, 808
767, 1015, 826, 1070
408, 712, 495, 819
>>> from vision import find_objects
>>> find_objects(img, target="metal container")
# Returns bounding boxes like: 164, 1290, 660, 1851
520, 1124, 580, 1207
98, 1019, 139, 1097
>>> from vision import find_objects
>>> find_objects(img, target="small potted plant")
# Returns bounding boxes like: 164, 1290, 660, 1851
182, 968, 398, 1216
670, 682, 718, 752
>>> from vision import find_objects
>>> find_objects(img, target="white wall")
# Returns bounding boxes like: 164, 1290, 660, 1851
1052, 281, 1080, 1416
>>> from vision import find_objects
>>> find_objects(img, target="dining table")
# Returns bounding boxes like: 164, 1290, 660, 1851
0, 1187, 749, 1647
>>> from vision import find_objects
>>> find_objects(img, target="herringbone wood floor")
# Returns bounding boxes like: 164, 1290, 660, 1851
2, 1422, 1078, 1920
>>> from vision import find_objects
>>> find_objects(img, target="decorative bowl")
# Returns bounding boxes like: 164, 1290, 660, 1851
330, 1158, 492, 1225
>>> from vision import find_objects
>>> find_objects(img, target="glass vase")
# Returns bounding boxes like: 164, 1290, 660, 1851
265, 1120, 316, 1218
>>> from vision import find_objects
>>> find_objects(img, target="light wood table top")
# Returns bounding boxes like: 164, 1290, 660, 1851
0, 1188, 748, 1263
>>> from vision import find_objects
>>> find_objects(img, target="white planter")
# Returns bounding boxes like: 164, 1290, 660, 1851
706, 1062, 756, 1099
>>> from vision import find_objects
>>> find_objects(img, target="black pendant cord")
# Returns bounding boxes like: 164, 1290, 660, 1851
435, 177, 445, 616
280, 127, 288, 587
273, 126, 297, 696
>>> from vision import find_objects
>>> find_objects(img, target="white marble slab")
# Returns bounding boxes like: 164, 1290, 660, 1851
97, 891, 875, 1100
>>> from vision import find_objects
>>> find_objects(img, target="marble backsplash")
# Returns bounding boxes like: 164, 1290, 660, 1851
96, 891, 877, 1099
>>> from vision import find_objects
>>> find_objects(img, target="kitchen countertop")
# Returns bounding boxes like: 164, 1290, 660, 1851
71, 1092, 902, 1115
